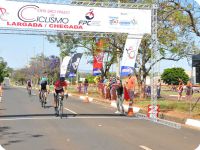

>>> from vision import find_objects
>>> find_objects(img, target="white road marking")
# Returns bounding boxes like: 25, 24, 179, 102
139, 145, 152, 150
0, 116, 140, 121
0, 145, 6, 150
0, 117, 59, 121
195, 144, 200, 150
64, 107, 78, 114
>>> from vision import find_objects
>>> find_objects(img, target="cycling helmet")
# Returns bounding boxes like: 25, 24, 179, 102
60, 77, 65, 82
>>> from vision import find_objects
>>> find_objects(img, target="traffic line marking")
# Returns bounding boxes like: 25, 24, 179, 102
0, 116, 140, 121
64, 107, 78, 114
195, 144, 200, 150
139, 145, 152, 150
0, 117, 60, 121
0, 145, 6, 150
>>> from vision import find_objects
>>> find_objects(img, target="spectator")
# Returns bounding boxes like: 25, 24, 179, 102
186, 81, 193, 101
110, 77, 117, 100
115, 79, 124, 114
177, 80, 183, 101
0, 83, 3, 102
77, 82, 82, 93
171, 84, 176, 92
83, 79, 89, 94
126, 74, 135, 104
146, 85, 151, 97
157, 79, 161, 98
105, 78, 111, 100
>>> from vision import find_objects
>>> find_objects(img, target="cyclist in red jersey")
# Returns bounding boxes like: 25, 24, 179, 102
53, 77, 68, 112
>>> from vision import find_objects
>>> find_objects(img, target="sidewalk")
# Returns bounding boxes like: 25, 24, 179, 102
69, 92, 200, 130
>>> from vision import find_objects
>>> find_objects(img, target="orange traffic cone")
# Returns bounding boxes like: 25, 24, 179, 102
127, 102, 134, 117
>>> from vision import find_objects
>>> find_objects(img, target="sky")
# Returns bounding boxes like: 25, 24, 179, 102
0, 34, 93, 72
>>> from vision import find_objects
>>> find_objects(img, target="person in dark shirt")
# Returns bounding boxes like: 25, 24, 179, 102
83, 79, 89, 94
115, 79, 124, 114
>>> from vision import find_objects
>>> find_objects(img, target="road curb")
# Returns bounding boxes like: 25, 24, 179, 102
185, 119, 200, 129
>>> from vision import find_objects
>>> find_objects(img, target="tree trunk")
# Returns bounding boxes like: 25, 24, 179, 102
136, 75, 146, 100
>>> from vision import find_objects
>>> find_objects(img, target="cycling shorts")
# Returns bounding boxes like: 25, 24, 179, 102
41, 83, 47, 90
55, 88, 64, 94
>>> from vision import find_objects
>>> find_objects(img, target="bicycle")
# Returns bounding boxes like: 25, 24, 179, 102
40, 90, 47, 108
55, 93, 64, 119
27, 86, 31, 96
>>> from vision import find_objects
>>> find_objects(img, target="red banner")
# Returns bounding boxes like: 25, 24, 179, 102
93, 39, 104, 76
124, 86, 130, 101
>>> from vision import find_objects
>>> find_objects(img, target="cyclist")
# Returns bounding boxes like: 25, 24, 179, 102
39, 72, 49, 103
53, 77, 68, 115
26, 79, 32, 95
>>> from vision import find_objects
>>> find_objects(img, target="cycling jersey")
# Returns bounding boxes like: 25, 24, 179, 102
54, 80, 67, 91
40, 77, 48, 90
27, 80, 32, 87
40, 77, 48, 84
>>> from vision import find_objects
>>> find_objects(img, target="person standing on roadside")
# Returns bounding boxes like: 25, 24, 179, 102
126, 74, 135, 104
186, 81, 193, 101
177, 79, 184, 101
0, 83, 3, 102
157, 79, 161, 98
115, 79, 124, 114
83, 79, 89, 94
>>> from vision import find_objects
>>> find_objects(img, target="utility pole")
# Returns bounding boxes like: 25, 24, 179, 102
42, 35, 45, 70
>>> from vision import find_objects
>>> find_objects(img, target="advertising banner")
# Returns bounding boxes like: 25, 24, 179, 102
67, 53, 83, 77
195, 0, 200, 5
120, 35, 142, 76
0, 1, 151, 34
93, 39, 104, 76
60, 56, 71, 77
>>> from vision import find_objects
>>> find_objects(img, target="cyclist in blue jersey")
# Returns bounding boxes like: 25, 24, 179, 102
39, 72, 49, 102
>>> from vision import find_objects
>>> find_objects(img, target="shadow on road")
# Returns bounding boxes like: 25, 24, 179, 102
0, 113, 126, 118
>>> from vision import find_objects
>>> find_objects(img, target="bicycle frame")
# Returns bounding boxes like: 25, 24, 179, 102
40, 90, 47, 108
56, 93, 64, 119
27, 86, 31, 96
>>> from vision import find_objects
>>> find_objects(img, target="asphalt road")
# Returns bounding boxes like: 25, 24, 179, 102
0, 87, 199, 150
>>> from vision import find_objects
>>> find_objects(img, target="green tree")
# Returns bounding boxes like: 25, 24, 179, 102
0, 57, 9, 83
161, 67, 189, 85
12, 68, 28, 85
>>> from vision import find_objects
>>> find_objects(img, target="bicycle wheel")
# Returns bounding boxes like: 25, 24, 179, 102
41, 92, 44, 107
59, 100, 63, 119
55, 95, 59, 116
43, 92, 46, 108
28, 88, 31, 96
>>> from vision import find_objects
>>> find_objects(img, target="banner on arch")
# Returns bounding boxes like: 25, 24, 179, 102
0, 1, 151, 34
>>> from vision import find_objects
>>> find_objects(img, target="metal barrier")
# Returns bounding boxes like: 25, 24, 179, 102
135, 113, 181, 129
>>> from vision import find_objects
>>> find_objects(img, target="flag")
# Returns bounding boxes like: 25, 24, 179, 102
120, 35, 142, 77
93, 38, 104, 76
60, 56, 71, 77
67, 53, 83, 77
124, 86, 130, 101
195, 0, 200, 5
